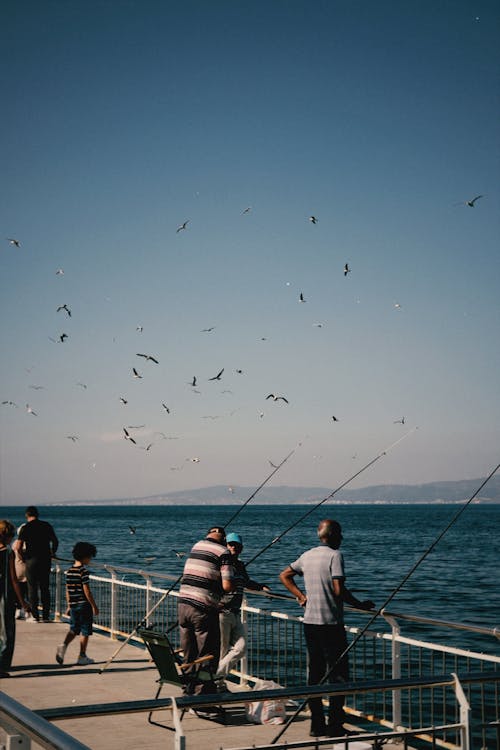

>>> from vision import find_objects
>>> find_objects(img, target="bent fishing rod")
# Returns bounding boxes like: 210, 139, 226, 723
246, 427, 418, 567
99, 443, 299, 673
271, 459, 500, 744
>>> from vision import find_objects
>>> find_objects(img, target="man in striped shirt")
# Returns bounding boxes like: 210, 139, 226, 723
178, 526, 235, 700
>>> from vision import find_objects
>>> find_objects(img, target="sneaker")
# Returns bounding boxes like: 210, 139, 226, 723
77, 655, 95, 665
26, 614, 39, 623
16, 610, 26, 620
56, 645, 67, 665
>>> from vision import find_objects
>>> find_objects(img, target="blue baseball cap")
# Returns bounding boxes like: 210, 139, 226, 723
226, 532, 243, 546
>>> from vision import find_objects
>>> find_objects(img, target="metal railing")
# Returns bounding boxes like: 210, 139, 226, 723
49, 560, 500, 749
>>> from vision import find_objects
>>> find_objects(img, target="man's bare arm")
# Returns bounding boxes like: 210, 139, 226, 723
279, 566, 306, 606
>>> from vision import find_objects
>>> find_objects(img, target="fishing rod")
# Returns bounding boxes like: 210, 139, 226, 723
224, 443, 301, 529
99, 443, 299, 674
246, 427, 418, 567
271, 459, 500, 744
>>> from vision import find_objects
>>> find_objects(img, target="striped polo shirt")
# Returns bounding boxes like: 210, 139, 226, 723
290, 545, 345, 625
66, 565, 90, 605
179, 537, 234, 613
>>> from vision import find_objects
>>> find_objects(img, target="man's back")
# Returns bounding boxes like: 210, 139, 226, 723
290, 545, 345, 625
19, 519, 57, 559
179, 537, 233, 612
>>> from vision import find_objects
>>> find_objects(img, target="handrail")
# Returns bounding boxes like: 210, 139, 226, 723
35, 670, 500, 721
0, 691, 90, 750
53, 557, 500, 639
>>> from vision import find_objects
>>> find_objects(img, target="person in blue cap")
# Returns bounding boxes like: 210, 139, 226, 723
216, 532, 270, 683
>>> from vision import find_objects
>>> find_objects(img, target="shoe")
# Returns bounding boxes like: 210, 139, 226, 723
16, 610, 25, 620
56, 645, 67, 664
326, 724, 347, 737
25, 614, 38, 623
216, 679, 228, 693
77, 655, 95, 665
309, 724, 327, 737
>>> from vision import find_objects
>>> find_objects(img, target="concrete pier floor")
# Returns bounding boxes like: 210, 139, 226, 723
0, 621, 400, 750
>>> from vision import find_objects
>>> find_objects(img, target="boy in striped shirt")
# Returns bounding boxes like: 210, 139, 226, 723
56, 542, 99, 666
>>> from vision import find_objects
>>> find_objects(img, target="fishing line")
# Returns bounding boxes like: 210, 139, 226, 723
271, 459, 500, 743
246, 427, 418, 567
99, 443, 299, 673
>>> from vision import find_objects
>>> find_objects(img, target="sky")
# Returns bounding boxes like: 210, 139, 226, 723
1, 0, 499, 505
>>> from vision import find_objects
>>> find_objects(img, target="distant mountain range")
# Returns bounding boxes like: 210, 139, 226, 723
69, 476, 500, 506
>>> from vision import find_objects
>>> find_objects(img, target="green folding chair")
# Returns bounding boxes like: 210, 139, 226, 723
139, 627, 216, 729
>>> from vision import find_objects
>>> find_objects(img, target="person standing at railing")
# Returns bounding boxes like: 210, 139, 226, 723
13, 506, 58, 623
178, 525, 235, 719
279, 519, 375, 739
0, 520, 32, 678
215, 532, 270, 687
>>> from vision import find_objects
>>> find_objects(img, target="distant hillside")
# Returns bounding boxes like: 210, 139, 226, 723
72, 476, 500, 505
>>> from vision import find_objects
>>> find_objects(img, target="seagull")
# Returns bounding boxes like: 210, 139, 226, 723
128, 525, 137, 534
241, 206, 252, 214
1, 401, 18, 407
25, 404, 37, 416
29, 385, 44, 390
186, 457, 200, 463
201, 327, 215, 333
123, 428, 137, 444
136, 353, 159, 364
331, 415, 339, 422
462, 195, 483, 207
202, 415, 220, 420
313, 323, 323, 328
57, 304, 71, 317
136, 326, 143, 333
192, 388, 201, 394
259, 411, 265, 418
268, 460, 279, 469
344, 263, 351, 276
228, 487, 234, 493
162, 403, 170, 413
67, 435, 79, 442
59, 333, 68, 343
127, 424, 145, 429
309, 216, 317, 224
394, 417, 405, 424
221, 389, 233, 395
170, 465, 183, 471
140, 443, 153, 451
119, 397, 128, 404
176, 220, 189, 233
7, 238, 20, 247
299, 292, 306, 303
132, 367, 143, 379
208, 368, 224, 381
394, 303, 402, 310
189, 376, 197, 387
76, 382, 87, 389
172, 549, 186, 558
266, 394, 289, 404
235, 369, 244, 374
55, 268, 64, 275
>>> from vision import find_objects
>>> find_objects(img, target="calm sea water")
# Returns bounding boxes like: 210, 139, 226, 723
3, 503, 499, 653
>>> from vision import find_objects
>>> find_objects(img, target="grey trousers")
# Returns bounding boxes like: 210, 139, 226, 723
217, 610, 246, 678
178, 602, 219, 695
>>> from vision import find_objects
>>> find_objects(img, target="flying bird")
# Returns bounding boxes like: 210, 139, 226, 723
136, 353, 159, 364
119, 397, 128, 404
128, 525, 137, 534
132, 367, 143, 379
140, 443, 153, 451
162, 403, 170, 413
201, 327, 215, 333
127, 424, 145, 429
29, 385, 44, 390
189, 376, 197, 387
57, 304, 71, 317
202, 415, 220, 420
344, 263, 351, 276
313, 323, 323, 328
186, 457, 200, 463
123, 428, 137, 444
266, 394, 289, 404
208, 368, 224, 381
309, 216, 317, 224
25, 404, 37, 416
136, 326, 143, 333
59, 333, 68, 343
235, 369, 244, 374
241, 206, 252, 215
2, 401, 18, 407
331, 415, 339, 422
76, 382, 87, 389
299, 292, 306, 303
394, 303, 402, 310
176, 220, 189, 233
55, 268, 64, 275
457, 195, 483, 207
67, 435, 79, 442
394, 417, 405, 424
7, 238, 20, 248
268, 460, 279, 469
172, 549, 186, 558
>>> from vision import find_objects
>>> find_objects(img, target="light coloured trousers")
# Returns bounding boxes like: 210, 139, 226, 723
217, 610, 246, 678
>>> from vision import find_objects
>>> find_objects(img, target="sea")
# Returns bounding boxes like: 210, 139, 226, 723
3, 502, 499, 655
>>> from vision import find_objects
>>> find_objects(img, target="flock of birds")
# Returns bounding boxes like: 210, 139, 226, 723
2, 194, 483, 478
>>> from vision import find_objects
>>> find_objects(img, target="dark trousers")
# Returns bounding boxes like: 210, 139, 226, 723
25, 557, 51, 620
304, 623, 349, 730
178, 602, 219, 695
0, 597, 16, 672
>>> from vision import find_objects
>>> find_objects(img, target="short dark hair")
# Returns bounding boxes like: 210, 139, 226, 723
25, 506, 39, 518
72, 542, 97, 561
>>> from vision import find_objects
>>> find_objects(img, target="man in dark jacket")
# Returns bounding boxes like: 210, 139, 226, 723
13, 506, 58, 622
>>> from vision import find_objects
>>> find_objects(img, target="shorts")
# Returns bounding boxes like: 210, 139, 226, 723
69, 601, 93, 636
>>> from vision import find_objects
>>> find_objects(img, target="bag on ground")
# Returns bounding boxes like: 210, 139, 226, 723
245, 679, 286, 725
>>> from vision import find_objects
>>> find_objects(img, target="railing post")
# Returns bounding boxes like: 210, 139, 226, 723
382, 610, 402, 729
240, 598, 249, 686
452, 673, 471, 750
171, 697, 186, 750
53, 562, 62, 622
1, 722, 31, 749
110, 568, 118, 640
144, 575, 151, 628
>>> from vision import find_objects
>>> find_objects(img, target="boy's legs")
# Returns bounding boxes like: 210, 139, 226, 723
79, 635, 89, 656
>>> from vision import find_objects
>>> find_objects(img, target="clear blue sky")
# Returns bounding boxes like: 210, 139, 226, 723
1, 0, 499, 504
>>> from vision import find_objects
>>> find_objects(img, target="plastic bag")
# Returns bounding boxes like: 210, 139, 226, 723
245, 679, 287, 725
